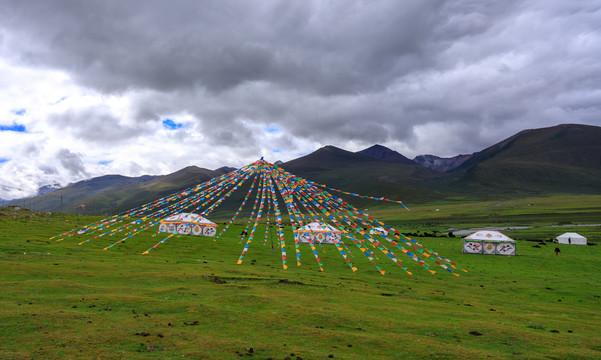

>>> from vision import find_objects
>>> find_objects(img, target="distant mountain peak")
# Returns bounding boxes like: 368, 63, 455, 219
215, 166, 236, 174
356, 144, 415, 165
318, 145, 347, 153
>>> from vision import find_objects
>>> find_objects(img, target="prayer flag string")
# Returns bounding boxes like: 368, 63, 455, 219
52, 159, 463, 276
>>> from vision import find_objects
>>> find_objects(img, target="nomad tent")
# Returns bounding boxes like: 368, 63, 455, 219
295, 222, 342, 244
158, 213, 217, 237
556, 232, 587, 245
462, 230, 516, 255
369, 227, 389, 236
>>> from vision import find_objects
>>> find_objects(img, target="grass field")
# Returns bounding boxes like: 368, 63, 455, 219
1, 196, 600, 359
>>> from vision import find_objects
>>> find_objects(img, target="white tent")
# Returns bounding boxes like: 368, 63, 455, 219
556, 232, 587, 245
369, 227, 388, 236
462, 230, 516, 255
295, 222, 342, 244
158, 213, 217, 237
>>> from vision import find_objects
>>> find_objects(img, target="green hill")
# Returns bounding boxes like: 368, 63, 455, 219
281, 146, 445, 205
26, 166, 227, 215
443, 124, 601, 196
281, 124, 601, 203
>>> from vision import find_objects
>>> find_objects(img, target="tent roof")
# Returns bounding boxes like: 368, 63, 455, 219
296, 222, 341, 233
464, 230, 515, 242
556, 232, 586, 239
160, 213, 216, 226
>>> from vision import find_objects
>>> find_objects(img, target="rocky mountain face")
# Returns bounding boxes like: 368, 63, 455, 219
413, 154, 473, 172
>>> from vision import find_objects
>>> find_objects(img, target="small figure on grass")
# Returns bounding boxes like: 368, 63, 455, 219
554, 247, 561, 256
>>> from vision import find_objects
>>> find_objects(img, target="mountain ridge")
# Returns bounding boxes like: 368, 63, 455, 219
7, 123, 600, 213
8, 166, 231, 214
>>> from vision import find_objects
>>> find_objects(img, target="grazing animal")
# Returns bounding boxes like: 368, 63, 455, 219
554, 247, 561, 256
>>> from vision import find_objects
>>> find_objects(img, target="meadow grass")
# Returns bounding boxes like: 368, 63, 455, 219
0, 200, 600, 359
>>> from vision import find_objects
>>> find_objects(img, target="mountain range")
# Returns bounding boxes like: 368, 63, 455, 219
6, 124, 601, 214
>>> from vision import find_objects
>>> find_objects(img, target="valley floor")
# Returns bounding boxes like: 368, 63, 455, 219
1, 198, 600, 359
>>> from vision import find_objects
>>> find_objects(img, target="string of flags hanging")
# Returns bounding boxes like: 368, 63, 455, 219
51, 159, 466, 276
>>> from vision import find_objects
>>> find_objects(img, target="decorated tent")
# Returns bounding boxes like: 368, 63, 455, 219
369, 227, 388, 236
556, 232, 587, 245
158, 213, 217, 237
295, 222, 342, 244
52, 159, 466, 276
462, 230, 516, 255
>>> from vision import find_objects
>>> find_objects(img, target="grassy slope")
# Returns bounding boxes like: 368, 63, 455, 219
1, 201, 600, 359
442, 124, 601, 197
371, 194, 601, 229
18, 175, 159, 213
27, 167, 219, 215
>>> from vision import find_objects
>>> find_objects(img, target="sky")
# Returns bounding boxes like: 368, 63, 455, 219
1, 1, 600, 200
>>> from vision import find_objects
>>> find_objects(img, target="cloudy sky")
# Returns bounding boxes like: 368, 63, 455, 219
1, 1, 600, 200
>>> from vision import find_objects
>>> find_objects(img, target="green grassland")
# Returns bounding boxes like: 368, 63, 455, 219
367, 194, 601, 230
1, 197, 600, 359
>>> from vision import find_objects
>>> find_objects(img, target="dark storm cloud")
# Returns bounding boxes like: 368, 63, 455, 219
0, 0, 444, 95
1, 0, 600, 157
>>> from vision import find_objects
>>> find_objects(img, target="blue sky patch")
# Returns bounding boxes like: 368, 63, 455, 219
11, 109, 26, 116
51, 96, 68, 105
272, 148, 282, 153
265, 124, 281, 134
0, 158, 9, 164
162, 118, 183, 130
0, 122, 26, 132
98, 160, 113, 165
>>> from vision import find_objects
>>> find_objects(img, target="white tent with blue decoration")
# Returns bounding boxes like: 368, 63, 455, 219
158, 213, 217, 236
294, 222, 341, 244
